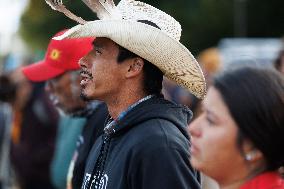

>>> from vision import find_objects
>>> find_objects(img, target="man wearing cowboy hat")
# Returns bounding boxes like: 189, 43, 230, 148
46, 0, 206, 188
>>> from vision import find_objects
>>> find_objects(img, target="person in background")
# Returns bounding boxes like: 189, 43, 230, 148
189, 66, 284, 189
188, 47, 223, 120
197, 47, 222, 86
0, 66, 59, 189
46, 0, 206, 188
162, 78, 199, 110
21, 30, 108, 189
0, 75, 14, 189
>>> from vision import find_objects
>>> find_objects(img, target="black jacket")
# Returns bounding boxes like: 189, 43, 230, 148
82, 96, 200, 189
70, 102, 108, 189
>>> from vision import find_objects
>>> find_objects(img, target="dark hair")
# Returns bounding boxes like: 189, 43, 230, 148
213, 66, 284, 171
117, 46, 163, 95
116, 19, 163, 95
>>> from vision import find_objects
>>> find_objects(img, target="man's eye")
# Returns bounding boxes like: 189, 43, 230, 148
95, 48, 102, 54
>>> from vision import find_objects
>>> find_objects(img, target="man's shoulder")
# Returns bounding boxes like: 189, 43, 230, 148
131, 117, 186, 137
121, 118, 189, 152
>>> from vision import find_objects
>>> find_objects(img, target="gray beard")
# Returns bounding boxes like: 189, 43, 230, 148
80, 91, 92, 102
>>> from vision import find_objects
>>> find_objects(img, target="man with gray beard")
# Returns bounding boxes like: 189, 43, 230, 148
22, 30, 108, 189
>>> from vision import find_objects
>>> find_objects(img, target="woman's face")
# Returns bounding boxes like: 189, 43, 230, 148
188, 87, 248, 184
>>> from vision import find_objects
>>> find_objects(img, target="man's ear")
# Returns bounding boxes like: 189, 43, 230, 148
125, 58, 144, 78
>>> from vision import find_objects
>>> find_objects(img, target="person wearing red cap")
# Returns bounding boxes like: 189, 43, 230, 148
22, 30, 93, 115
21, 30, 108, 189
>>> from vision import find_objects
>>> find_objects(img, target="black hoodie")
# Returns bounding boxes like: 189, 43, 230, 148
81, 96, 200, 189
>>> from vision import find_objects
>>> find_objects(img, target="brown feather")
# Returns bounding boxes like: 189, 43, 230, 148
81, 0, 121, 19
45, 0, 87, 24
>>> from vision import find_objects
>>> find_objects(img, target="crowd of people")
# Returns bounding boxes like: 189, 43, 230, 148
0, 0, 283, 189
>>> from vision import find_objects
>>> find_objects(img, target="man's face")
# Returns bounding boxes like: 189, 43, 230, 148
79, 37, 127, 101
46, 71, 86, 115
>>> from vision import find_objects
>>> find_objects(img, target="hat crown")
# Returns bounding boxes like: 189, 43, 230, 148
117, 0, 181, 41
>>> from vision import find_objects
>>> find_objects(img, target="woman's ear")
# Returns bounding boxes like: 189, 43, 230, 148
244, 150, 263, 162
242, 139, 263, 162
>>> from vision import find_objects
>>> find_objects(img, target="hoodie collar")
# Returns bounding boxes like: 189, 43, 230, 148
104, 95, 192, 138
104, 94, 155, 136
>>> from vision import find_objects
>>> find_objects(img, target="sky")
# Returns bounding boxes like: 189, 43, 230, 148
0, 0, 28, 33
0, 0, 28, 55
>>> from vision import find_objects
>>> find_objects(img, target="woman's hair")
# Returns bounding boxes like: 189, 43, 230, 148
213, 66, 284, 171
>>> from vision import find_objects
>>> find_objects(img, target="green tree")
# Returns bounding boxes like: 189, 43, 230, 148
20, 0, 96, 50
20, 0, 284, 54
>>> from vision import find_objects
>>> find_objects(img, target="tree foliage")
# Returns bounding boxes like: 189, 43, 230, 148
20, 0, 96, 50
20, 0, 284, 54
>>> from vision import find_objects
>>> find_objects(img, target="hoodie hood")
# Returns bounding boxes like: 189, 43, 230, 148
111, 96, 192, 138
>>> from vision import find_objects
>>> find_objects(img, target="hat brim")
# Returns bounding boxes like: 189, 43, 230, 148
54, 20, 206, 99
22, 60, 66, 82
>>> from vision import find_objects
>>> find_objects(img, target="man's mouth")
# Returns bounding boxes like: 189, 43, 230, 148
80, 70, 93, 86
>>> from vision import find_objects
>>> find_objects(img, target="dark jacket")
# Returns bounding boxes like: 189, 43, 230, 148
70, 102, 108, 189
81, 96, 200, 189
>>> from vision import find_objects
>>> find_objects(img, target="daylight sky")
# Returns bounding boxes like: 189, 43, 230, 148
0, 0, 28, 55
0, 0, 28, 33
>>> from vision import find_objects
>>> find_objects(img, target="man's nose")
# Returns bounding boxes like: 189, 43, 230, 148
79, 54, 88, 68
79, 57, 85, 68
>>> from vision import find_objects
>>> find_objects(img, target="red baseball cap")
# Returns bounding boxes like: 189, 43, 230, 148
22, 30, 94, 82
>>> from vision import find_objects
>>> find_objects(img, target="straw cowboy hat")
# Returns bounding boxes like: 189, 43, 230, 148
45, 0, 206, 99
